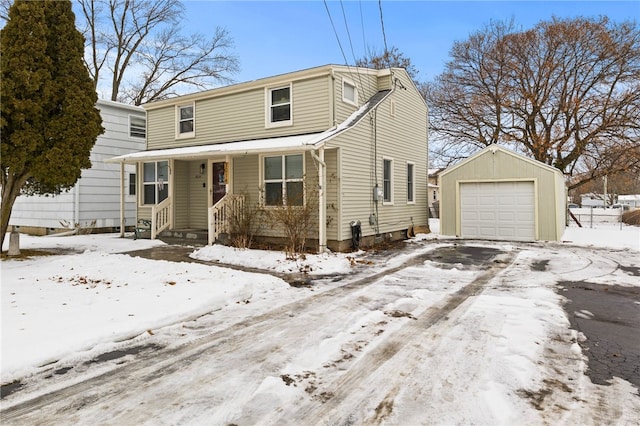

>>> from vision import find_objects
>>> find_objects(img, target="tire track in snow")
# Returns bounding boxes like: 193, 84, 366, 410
281, 252, 516, 425
0, 244, 481, 422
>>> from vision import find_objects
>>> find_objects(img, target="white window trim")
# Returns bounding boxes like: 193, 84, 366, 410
125, 164, 136, 202
260, 153, 306, 207
406, 161, 415, 204
129, 114, 146, 139
342, 77, 358, 106
265, 84, 293, 128
141, 160, 169, 206
383, 157, 394, 205
176, 103, 195, 139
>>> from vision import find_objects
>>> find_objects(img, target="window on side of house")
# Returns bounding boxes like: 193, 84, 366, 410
383, 158, 393, 203
177, 104, 195, 138
343, 78, 357, 105
407, 162, 415, 203
263, 154, 304, 206
143, 161, 169, 205
129, 115, 146, 139
267, 85, 292, 126
129, 173, 136, 195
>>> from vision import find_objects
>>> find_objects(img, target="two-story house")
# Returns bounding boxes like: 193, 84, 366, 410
108, 65, 428, 252
10, 100, 145, 235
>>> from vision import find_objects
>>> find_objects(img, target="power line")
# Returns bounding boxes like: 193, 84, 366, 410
339, 0, 365, 100
323, 0, 349, 67
378, 0, 391, 69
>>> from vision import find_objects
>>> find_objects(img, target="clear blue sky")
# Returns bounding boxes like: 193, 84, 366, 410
183, 0, 639, 84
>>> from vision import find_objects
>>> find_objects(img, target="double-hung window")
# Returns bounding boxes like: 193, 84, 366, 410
267, 85, 292, 126
129, 115, 146, 139
177, 104, 194, 138
143, 161, 169, 205
407, 162, 415, 203
383, 158, 393, 203
263, 154, 304, 206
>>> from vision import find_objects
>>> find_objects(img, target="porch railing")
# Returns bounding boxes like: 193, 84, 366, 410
151, 196, 172, 239
208, 194, 245, 245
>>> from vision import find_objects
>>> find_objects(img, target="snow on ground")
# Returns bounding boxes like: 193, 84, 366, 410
1, 220, 639, 422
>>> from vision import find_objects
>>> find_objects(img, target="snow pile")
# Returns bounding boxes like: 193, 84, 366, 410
190, 245, 354, 275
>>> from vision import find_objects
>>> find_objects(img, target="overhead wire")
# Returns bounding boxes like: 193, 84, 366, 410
339, 0, 365, 102
378, 0, 391, 70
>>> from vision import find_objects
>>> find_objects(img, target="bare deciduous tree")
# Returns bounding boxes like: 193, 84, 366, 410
427, 17, 640, 190
77, 0, 239, 105
356, 45, 420, 81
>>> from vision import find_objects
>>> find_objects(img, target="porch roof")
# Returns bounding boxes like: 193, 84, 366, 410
106, 132, 328, 164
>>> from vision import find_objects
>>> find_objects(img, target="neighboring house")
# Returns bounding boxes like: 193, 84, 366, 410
618, 194, 640, 209
439, 145, 566, 242
10, 100, 146, 235
580, 193, 606, 207
428, 168, 444, 218
108, 65, 428, 252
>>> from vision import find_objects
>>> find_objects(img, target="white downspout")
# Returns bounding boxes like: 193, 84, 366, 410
311, 147, 327, 253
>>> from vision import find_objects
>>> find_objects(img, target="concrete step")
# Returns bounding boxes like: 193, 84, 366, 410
158, 229, 208, 245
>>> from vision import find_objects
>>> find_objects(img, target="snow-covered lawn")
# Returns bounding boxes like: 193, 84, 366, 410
1, 220, 638, 423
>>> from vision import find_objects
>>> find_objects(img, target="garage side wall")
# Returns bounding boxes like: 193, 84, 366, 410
440, 148, 564, 241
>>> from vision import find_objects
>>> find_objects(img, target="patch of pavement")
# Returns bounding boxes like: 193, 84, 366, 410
558, 281, 640, 394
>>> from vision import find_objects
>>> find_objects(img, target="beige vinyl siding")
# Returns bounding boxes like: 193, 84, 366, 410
173, 161, 190, 228
333, 71, 379, 125
146, 77, 331, 150
329, 69, 428, 240
187, 160, 208, 228
325, 148, 340, 241
440, 148, 565, 241
232, 152, 320, 240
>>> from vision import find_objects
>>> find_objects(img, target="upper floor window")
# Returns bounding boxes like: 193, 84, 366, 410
407, 162, 415, 203
383, 158, 393, 204
129, 115, 146, 138
267, 85, 292, 127
342, 78, 357, 105
177, 104, 195, 138
143, 161, 169, 205
263, 154, 304, 206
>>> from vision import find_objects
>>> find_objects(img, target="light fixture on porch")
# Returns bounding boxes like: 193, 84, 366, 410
200, 163, 205, 175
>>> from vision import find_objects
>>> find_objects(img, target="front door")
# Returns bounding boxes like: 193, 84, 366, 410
212, 162, 227, 205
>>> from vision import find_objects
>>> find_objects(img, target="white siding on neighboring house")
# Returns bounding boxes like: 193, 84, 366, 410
10, 100, 146, 233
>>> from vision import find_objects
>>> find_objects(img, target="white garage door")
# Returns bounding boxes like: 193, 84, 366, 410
460, 181, 536, 241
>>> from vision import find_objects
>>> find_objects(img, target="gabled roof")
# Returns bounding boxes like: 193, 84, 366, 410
440, 144, 563, 177
143, 64, 394, 110
107, 90, 392, 164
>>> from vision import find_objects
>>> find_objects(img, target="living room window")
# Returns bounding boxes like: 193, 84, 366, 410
143, 161, 169, 205
177, 104, 195, 138
267, 85, 292, 127
263, 154, 304, 206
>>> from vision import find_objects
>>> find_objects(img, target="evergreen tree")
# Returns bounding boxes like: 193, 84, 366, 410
1, 0, 103, 248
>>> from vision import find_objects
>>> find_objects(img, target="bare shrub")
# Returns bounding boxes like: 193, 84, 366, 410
622, 210, 640, 226
265, 185, 317, 259
227, 195, 263, 249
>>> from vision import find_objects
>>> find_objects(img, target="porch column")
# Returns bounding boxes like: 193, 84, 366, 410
119, 162, 125, 237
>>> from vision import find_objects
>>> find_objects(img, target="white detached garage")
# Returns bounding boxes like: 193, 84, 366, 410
440, 145, 566, 242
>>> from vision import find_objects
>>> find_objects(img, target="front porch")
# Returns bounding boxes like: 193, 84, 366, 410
108, 141, 330, 252
144, 191, 245, 246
